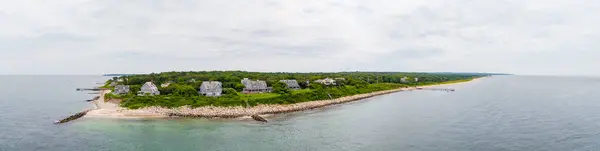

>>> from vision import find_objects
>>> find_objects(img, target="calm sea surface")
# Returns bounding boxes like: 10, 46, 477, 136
2, 75, 600, 151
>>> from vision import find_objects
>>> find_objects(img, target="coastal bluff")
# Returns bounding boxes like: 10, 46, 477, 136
89, 88, 408, 119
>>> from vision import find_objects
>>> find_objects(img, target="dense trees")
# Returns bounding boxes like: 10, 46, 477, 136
173, 85, 197, 97
271, 82, 290, 94
108, 71, 480, 89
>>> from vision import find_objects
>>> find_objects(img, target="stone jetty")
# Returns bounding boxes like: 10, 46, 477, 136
416, 87, 455, 92
86, 96, 100, 102
55, 109, 92, 124
251, 115, 268, 122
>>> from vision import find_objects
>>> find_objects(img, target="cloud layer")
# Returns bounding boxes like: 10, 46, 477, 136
0, 0, 598, 75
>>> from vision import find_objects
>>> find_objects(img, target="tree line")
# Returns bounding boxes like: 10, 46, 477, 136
107, 71, 481, 92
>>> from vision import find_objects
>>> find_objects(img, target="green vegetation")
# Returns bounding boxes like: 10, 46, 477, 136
104, 71, 482, 109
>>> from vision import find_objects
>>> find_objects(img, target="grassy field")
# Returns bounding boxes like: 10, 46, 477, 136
238, 89, 314, 100
291, 89, 313, 94
239, 92, 280, 100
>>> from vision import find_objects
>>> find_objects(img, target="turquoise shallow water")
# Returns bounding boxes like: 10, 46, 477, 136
2, 75, 600, 151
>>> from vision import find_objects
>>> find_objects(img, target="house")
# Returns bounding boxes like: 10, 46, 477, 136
335, 78, 346, 81
315, 78, 336, 85
415, 78, 419, 82
279, 80, 301, 90
160, 82, 171, 88
138, 82, 160, 96
114, 85, 130, 95
199, 81, 223, 97
401, 77, 409, 83
241, 78, 272, 93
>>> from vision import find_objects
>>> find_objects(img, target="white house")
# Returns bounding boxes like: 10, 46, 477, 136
401, 76, 409, 83
161, 82, 171, 88
315, 78, 336, 85
138, 82, 160, 96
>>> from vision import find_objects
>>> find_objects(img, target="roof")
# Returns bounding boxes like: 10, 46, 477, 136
242, 78, 269, 90
280, 79, 300, 88
200, 81, 222, 89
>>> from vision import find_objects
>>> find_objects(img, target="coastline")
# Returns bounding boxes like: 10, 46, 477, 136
85, 77, 484, 119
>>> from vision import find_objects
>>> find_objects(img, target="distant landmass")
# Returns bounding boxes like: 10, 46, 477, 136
427, 72, 512, 76
102, 74, 133, 77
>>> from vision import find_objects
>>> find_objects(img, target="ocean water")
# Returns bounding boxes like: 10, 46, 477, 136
2, 75, 600, 151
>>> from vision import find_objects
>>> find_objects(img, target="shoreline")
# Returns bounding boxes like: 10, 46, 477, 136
85, 77, 484, 119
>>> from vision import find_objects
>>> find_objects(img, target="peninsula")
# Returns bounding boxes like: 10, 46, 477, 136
86, 71, 485, 119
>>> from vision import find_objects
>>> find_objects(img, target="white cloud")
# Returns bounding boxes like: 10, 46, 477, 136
0, 0, 598, 75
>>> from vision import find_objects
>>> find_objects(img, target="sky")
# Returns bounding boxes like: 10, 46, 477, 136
0, 0, 599, 75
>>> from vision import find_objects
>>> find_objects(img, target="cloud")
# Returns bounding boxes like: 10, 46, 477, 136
0, 0, 598, 75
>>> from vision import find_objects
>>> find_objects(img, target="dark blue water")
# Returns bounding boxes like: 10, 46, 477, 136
1, 75, 600, 151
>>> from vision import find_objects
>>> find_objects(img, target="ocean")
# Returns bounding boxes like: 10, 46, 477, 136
1, 75, 600, 151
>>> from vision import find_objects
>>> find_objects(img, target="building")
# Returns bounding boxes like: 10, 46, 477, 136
241, 78, 272, 93
138, 82, 160, 96
279, 80, 301, 90
315, 78, 336, 85
199, 81, 223, 97
160, 82, 171, 88
415, 78, 419, 82
114, 85, 130, 95
401, 76, 409, 83
335, 78, 346, 81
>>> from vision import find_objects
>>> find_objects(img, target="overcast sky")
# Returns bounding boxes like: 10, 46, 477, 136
0, 0, 598, 75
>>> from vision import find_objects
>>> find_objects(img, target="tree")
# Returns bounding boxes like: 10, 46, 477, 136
298, 80, 309, 89
309, 83, 324, 90
129, 85, 141, 93
173, 85, 198, 97
221, 88, 240, 99
234, 83, 246, 92
272, 82, 290, 94
159, 84, 176, 95
222, 88, 237, 95
347, 78, 368, 88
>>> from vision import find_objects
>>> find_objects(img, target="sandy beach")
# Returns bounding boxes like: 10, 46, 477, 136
85, 77, 484, 119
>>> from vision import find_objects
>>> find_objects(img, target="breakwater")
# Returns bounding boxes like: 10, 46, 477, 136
416, 87, 455, 92
86, 96, 100, 102
76, 88, 105, 91
54, 109, 92, 124
251, 115, 268, 122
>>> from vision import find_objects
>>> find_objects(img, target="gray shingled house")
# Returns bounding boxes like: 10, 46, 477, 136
199, 81, 223, 97
114, 85, 130, 95
279, 80, 301, 90
138, 82, 160, 96
241, 78, 272, 93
